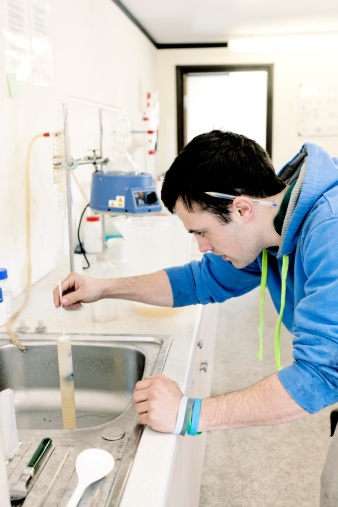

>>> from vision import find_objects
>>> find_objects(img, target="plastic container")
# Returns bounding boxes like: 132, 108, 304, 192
83, 216, 103, 254
0, 289, 7, 327
0, 424, 10, 506
106, 238, 129, 278
90, 256, 118, 323
0, 269, 13, 320
114, 215, 192, 317
0, 389, 19, 459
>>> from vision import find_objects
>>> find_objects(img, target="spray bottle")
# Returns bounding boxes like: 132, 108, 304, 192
0, 289, 7, 327
0, 269, 13, 320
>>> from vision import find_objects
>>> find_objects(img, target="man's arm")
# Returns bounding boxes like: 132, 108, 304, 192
198, 373, 308, 431
133, 373, 309, 434
53, 270, 173, 310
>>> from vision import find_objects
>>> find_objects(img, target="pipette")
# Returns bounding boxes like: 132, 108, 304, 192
205, 192, 277, 208
57, 275, 77, 429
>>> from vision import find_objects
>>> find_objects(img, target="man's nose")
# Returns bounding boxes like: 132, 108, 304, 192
196, 236, 213, 253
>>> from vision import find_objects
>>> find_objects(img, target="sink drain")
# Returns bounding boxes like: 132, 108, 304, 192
101, 428, 125, 441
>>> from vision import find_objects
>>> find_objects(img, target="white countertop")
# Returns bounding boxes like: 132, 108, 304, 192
3, 270, 205, 507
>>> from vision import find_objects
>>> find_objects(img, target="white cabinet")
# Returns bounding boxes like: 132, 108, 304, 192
167, 303, 219, 507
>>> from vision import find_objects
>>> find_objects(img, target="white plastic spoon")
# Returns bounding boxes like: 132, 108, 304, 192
66, 448, 115, 507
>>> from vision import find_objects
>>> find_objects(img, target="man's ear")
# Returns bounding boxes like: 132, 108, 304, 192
232, 197, 254, 223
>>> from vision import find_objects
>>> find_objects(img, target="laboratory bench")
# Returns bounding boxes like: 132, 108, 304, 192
2, 270, 219, 506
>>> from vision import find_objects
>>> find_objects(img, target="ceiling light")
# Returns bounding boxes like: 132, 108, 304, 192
228, 33, 338, 52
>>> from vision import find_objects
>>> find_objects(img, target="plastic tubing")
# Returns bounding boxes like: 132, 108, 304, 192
6, 133, 49, 351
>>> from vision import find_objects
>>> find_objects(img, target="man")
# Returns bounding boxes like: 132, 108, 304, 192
54, 131, 338, 503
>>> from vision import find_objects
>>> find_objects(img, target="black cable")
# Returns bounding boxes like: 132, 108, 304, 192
77, 203, 90, 269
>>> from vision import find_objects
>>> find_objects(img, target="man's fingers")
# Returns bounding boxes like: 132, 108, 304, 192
134, 401, 148, 415
134, 379, 152, 392
134, 374, 166, 392
132, 374, 183, 433
60, 281, 82, 306
62, 301, 83, 311
61, 292, 83, 308
53, 286, 61, 307
53, 274, 77, 307
133, 390, 148, 403
53, 273, 92, 310
143, 374, 165, 381
62, 286, 76, 296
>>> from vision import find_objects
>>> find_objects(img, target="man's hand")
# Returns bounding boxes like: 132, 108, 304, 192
53, 272, 106, 310
133, 374, 183, 433
53, 270, 174, 310
133, 373, 309, 435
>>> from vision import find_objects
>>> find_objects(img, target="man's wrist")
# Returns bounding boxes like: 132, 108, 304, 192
172, 397, 204, 436
198, 397, 213, 432
101, 278, 118, 299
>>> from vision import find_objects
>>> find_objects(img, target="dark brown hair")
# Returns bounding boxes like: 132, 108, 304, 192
161, 130, 285, 223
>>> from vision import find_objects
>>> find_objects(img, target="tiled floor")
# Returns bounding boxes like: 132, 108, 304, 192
199, 288, 332, 507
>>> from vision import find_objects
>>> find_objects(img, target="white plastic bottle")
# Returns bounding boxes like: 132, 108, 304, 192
106, 238, 129, 277
90, 256, 118, 323
83, 216, 103, 254
0, 269, 13, 320
0, 421, 10, 506
0, 289, 7, 327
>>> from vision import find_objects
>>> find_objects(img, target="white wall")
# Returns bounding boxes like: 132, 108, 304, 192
2, 1, 338, 297
155, 47, 338, 174
0, 0, 156, 296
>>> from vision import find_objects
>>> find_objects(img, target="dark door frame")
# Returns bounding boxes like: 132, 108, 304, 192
176, 64, 274, 157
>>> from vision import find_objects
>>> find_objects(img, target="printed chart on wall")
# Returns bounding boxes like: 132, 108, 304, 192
298, 84, 338, 136
2, 0, 52, 87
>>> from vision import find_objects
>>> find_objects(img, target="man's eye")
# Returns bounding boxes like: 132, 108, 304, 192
195, 232, 204, 238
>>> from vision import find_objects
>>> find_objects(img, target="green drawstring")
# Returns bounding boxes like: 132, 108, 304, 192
274, 254, 289, 370
258, 251, 289, 371
257, 249, 268, 361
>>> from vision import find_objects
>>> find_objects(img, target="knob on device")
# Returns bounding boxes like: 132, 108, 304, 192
145, 191, 158, 204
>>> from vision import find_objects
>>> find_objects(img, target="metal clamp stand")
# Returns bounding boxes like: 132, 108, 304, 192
62, 97, 128, 272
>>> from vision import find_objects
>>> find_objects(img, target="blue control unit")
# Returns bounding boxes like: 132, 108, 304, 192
90, 171, 162, 214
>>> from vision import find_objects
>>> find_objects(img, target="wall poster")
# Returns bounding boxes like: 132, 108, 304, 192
2, 0, 52, 86
299, 84, 338, 136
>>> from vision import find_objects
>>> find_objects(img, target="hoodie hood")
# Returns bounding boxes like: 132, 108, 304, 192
277, 143, 338, 258
259, 143, 338, 369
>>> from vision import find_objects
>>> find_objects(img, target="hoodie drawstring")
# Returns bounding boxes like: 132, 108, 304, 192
257, 249, 268, 361
274, 254, 289, 370
258, 250, 290, 371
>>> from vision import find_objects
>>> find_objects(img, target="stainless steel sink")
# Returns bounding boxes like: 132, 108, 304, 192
0, 341, 146, 431
0, 332, 171, 506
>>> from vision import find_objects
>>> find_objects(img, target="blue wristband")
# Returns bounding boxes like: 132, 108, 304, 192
189, 398, 202, 436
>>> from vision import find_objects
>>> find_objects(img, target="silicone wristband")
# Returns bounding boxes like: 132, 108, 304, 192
173, 396, 188, 435
187, 409, 192, 434
180, 398, 194, 436
189, 398, 202, 436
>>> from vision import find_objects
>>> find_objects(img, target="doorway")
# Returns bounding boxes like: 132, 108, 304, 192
176, 65, 273, 156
